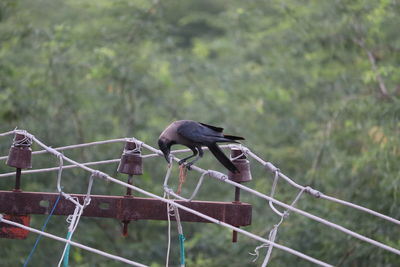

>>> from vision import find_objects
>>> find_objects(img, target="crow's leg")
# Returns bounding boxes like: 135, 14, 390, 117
178, 147, 198, 165
186, 146, 203, 169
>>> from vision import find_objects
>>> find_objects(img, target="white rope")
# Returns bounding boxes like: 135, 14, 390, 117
56, 168, 96, 267
0, 135, 195, 161
0, 214, 147, 267
268, 170, 285, 217
241, 146, 400, 225
165, 197, 172, 267
162, 158, 208, 202
257, 188, 306, 266
28, 133, 333, 267
0, 137, 128, 161
187, 171, 208, 201
173, 205, 185, 267
0, 154, 158, 178
57, 202, 83, 267
0, 130, 17, 137
163, 162, 174, 267
162, 161, 185, 267
205, 168, 400, 257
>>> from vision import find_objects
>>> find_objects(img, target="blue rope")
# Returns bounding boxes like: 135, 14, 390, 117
63, 231, 72, 267
179, 234, 186, 267
23, 194, 62, 267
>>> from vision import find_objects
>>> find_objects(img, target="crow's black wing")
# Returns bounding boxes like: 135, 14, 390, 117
177, 121, 224, 144
199, 122, 224, 133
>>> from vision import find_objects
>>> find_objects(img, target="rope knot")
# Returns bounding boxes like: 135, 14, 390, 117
13, 130, 33, 147
264, 162, 279, 173
305, 186, 321, 198
123, 139, 143, 155
207, 170, 227, 181
92, 171, 108, 180
163, 186, 173, 195
249, 243, 269, 262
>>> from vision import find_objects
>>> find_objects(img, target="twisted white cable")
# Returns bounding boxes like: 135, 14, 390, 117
0, 214, 147, 267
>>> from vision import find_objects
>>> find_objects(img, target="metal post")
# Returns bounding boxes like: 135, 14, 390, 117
14, 168, 22, 192
228, 148, 252, 243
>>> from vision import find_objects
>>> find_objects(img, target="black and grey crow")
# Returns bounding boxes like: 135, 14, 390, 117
158, 120, 245, 173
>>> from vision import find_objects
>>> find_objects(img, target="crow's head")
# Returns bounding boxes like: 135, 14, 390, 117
158, 137, 173, 163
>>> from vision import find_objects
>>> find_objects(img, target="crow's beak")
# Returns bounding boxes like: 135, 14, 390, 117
164, 149, 171, 163
158, 139, 171, 163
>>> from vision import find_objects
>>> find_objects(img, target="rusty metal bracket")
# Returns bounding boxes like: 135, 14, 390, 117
0, 214, 30, 239
0, 191, 252, 226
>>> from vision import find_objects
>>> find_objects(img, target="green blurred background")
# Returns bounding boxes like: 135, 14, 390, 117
0, 0, 399, 266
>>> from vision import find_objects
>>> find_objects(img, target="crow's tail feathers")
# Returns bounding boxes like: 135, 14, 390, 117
208, 144, 239, 173
223, 134, 245, 141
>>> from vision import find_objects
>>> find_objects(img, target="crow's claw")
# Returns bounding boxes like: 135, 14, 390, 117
185, 162, 193, 170
178, 159, 186, 165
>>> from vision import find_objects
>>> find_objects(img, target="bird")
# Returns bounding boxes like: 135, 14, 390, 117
158, 120, 245, 173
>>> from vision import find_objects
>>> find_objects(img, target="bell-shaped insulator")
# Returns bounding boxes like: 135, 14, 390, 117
228, 148, 252, 183
117, 141, 143, 175
6, 133, 32, 169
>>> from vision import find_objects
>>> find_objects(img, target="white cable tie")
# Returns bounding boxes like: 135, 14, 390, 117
0, 214, 3, 221
207, 170, 228, 181
305, 186, 321, 198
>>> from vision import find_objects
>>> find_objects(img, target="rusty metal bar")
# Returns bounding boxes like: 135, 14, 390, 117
0, 191, 252, 226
